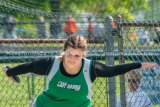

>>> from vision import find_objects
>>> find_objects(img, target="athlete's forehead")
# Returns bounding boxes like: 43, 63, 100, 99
65, 47, 84, 55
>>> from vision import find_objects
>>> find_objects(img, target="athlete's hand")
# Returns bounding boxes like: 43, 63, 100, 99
2, 66, 20, 83
141, 62, 158, 70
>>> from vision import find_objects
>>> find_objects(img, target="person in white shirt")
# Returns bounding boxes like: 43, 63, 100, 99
139, 29, 150, 45
117, 72, 152, 107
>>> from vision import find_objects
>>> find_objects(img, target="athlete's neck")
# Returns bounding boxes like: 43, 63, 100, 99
63, 61, 82, 75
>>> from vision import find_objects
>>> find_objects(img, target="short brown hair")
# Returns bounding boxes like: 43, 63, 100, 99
63, 34, 87, 51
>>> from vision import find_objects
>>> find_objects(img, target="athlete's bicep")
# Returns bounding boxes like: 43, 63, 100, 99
93, 61, 141, 77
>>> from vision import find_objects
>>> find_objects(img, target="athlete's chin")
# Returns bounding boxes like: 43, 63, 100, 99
68, 61, 76, 65
68, 64, 76, 67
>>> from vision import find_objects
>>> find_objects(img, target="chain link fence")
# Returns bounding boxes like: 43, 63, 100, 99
0, 0, 160, 107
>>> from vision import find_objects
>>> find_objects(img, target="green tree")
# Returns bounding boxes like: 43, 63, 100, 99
0, 0, 149, 20
61, 0, 149, 19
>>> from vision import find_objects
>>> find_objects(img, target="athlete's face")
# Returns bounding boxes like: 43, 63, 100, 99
63, 47, 84, 68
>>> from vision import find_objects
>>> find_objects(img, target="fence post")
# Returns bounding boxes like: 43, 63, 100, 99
31, 74, 35, 107
117, 14, 126, 107
105, 15, 116, 107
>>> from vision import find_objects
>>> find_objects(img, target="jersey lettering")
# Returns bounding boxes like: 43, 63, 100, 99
57, 81, 81, 91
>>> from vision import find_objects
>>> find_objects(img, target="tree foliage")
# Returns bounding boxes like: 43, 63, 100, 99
60, 0, 149, 19
1, 0, 149, 20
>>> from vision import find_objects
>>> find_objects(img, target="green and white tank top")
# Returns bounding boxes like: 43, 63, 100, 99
37, 56, 93, 107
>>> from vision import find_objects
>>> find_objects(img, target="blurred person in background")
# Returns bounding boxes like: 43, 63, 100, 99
129, 32, 137, 42
37, 16, 46, 39
105, 15, 119, 37
154, 27, 160, 44
50, 16, 62, 38
64, 17, 77, 37
117, 71, 152, 107
3, 15, 17, 39
87, 16, 94, 38
139, 28, 150, 45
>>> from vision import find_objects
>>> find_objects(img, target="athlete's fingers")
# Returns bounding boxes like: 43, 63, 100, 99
2, 66, 20, 83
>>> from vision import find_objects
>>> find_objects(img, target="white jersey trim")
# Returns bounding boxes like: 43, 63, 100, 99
46, 56, 60, 89
83, 58, 92, 100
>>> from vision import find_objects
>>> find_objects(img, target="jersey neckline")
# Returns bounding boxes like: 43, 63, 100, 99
60, 59, 84, 77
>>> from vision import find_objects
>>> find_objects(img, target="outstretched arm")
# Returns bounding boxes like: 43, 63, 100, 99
91, 61, 158, 81
94, 61, 142, 77
5, 57, 53, 77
